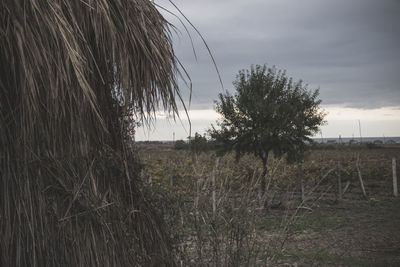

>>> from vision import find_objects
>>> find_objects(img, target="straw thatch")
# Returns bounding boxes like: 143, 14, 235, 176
1, 0, 181, 266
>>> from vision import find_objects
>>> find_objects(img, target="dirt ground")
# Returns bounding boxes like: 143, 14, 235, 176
265, 197, 400, 266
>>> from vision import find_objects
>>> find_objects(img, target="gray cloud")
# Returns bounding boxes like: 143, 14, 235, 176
158, 0, 400, 109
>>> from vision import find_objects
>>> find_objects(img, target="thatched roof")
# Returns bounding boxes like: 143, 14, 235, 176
1, 1, 183, 266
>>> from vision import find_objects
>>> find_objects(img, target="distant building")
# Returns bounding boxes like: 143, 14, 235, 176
386, 140, 396, 144
327, 140, 337, 144
373, 140, 383, 145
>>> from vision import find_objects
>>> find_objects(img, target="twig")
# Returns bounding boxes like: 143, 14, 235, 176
59, 202, 114, 222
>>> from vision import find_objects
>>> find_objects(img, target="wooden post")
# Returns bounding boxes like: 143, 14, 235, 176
283, 164, 287, 177
356, 156, 367, 198
298, 163, 305, 201
393, 158, 398, 197
168, 158, 174, 187
194, 180, 199, 211
212, 158, 220, 218
148, 174, 152, 188
337, 161, 342, 201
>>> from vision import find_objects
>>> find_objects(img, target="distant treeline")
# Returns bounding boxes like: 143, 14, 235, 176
171, 133, 399, 154
174, 132, 213, 154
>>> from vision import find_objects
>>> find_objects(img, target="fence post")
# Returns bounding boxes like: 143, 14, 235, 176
168, 158, 174, 187
283, 164, 287, 177
298, 163, 305, 201
148, 174, 152, 188
212, 158, 220, 219
356, 156, 367, 199
393, 158, 398, 197
337, 161, 342, 201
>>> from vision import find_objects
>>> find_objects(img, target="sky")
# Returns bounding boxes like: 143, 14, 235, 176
136, 0, 400, 141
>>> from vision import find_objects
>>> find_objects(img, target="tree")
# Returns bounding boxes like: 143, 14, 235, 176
174, 139, 188, 150
189, 132, 209, 154
209, 64, 325, 196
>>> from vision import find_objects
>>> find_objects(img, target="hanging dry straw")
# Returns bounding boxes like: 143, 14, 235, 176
0, 0, 183, 265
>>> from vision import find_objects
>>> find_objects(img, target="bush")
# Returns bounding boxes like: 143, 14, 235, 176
174, 139, 188, 150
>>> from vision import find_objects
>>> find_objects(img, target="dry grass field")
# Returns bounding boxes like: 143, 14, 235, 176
138, 143, 400, 266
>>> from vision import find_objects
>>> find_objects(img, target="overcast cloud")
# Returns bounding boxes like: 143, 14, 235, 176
158, 0, 400, 109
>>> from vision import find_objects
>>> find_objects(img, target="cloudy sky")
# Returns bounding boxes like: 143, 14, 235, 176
136, 0, 400, 140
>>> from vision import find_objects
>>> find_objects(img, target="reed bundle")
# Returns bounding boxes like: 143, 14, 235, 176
0, 0, 181, 265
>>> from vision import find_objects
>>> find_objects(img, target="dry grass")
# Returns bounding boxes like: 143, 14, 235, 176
139, 146, 400, 265
0, 1, 185, 266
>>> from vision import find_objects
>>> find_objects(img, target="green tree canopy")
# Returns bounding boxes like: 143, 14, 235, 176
209, 64, 325, 195
189, 132, 209, 154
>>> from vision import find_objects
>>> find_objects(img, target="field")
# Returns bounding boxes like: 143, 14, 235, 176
137, 143, 400, 266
